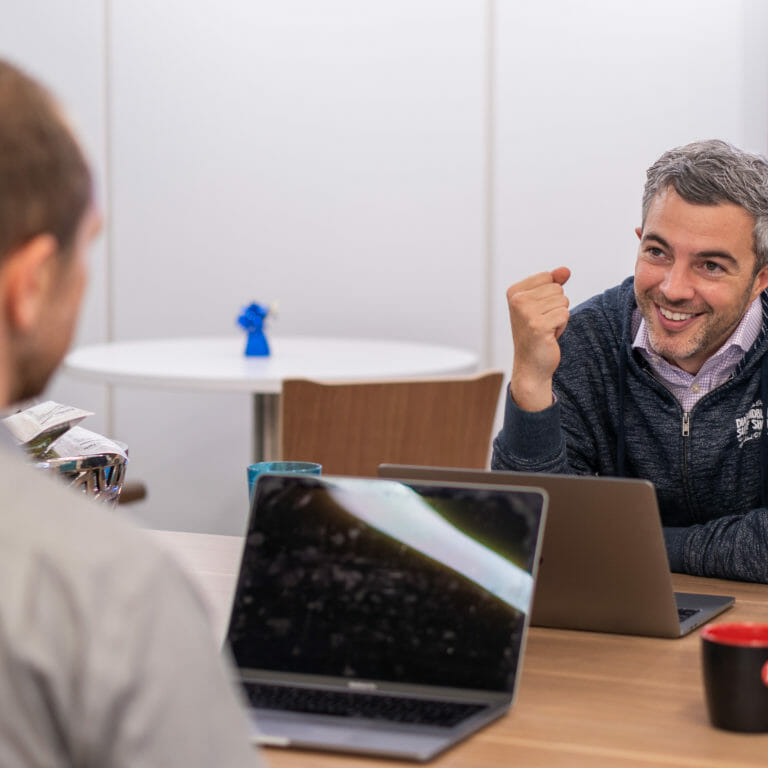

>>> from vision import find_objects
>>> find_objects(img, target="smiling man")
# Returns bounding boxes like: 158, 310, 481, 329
492, 139, 768, 582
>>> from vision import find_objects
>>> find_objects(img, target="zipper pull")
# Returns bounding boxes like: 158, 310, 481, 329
682, 411, 690, 437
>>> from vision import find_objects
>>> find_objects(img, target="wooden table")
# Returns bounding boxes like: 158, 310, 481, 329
64, 336, 478, 461
148, 529, 768, 768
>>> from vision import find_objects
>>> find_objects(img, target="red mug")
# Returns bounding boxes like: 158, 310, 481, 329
701, 622, 768, 732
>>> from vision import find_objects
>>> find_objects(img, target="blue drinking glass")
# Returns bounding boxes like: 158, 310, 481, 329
247, 460, 322, 503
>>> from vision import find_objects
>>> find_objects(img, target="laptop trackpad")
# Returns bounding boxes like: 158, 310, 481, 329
252, 710, 448, 760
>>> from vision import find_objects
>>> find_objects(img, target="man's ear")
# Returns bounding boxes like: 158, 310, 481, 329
2, 234, 58, 333
635, 226, 642, 240
751, 264, 768, 302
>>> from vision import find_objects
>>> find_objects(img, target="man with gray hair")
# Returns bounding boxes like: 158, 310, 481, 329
0, 59, 261, 765
493, 139, 768, 582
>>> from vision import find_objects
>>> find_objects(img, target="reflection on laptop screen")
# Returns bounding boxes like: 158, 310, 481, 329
227, 475, 544, 693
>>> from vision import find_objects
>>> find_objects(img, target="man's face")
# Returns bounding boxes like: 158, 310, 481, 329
13, 204, 101, 403
634, 187, 768, 375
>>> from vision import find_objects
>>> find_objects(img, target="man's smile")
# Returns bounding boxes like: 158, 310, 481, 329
654, 302, 705, 332
658, 305, 699, 322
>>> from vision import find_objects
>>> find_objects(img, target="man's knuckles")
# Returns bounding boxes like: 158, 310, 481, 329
507, 271, 558, 298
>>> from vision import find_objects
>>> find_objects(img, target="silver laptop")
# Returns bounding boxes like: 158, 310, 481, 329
225, 473, 547, 762
377, 465, 734, 638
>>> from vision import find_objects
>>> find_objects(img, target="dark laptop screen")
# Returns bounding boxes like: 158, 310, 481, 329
227, 475, 544, 692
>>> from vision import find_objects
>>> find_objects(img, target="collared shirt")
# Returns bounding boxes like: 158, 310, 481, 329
631, 296, 763, 412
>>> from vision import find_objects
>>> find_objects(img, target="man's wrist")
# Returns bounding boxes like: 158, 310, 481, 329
509, 375, 555, 412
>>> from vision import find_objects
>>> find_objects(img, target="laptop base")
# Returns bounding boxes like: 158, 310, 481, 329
676, 592, 733, 636
251, 706, 506, 762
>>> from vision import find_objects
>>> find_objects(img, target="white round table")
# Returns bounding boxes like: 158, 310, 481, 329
64, 335, 479, 459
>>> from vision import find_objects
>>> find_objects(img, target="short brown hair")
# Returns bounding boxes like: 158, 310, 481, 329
0, 59, 92, 260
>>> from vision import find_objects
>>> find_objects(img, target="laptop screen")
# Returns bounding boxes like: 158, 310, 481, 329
227, 475, 545, 692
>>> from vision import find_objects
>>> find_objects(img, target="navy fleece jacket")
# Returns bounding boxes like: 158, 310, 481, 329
492, 276, 768, 583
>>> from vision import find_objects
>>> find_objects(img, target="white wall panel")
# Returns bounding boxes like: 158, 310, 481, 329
742, 0, 768, 152
110, 1, 486, 345
109, 1, 487, 532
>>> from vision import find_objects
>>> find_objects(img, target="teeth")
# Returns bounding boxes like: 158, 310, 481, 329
659, 307, 694, 321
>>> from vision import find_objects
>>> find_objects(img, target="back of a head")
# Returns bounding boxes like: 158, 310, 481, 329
0, 59, 92, 263
642, 139, 768, 270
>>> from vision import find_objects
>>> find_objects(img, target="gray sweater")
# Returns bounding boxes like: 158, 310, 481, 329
492, 276, 768, 583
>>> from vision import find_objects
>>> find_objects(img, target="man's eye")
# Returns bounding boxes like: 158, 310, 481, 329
703, 261, 725, 274
646, 247, 665, 258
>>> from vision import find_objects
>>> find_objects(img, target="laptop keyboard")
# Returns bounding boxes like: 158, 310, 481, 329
242, 681, 487, 728
677, 607, 699, 622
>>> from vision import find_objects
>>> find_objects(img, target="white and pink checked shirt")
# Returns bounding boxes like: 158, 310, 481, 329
631, 296, 764, 412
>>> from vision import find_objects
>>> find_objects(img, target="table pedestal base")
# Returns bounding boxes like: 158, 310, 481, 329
252, 393, 279, 462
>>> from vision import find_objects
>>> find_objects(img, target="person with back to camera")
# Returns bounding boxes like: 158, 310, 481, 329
0, 59, 261, 766
492, 138, 768, 583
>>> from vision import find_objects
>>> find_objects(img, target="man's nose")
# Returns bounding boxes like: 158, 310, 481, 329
660, 262, 695, 302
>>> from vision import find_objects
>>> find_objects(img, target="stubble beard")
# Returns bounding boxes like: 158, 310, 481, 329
639, 288, 753, 369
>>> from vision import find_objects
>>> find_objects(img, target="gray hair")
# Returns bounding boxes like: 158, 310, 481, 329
642, 139, 768, 272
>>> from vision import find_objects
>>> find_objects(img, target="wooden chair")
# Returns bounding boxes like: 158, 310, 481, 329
118, 479, 148, 505
279, 371, 504, 476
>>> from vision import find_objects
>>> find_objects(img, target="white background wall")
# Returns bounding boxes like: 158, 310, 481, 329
1, 0, 766, 534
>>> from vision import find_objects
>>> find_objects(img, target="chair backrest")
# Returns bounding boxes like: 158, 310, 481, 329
280, 370, 504, 476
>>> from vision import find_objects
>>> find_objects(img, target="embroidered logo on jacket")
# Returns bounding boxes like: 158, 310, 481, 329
736, 399, 763, 447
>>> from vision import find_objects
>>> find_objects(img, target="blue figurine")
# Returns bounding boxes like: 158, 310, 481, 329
237, 302, 271, 357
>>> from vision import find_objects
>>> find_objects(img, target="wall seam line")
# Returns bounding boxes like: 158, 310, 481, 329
483, 0, 496, 369
103, 0, 115, 436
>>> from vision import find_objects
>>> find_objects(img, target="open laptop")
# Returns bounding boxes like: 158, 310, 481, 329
377, 465, 734, 638
225, 473, 548, 762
